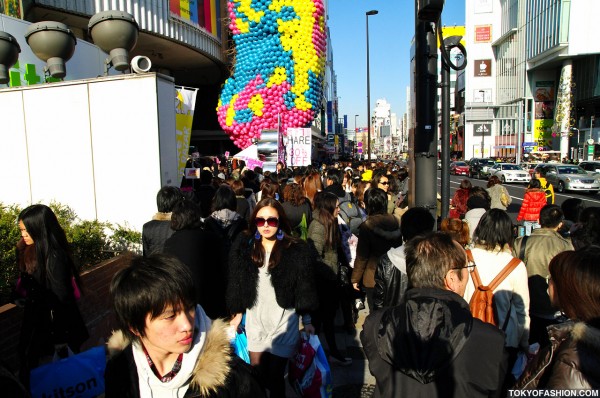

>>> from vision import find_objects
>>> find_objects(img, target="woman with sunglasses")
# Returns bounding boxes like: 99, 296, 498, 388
227, 198, 318, 397
463, 209, 530, 385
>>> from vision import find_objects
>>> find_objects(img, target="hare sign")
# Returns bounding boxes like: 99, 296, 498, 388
286, 128, 312, 166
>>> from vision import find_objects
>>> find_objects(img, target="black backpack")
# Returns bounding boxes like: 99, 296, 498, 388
338, 193, 363, 235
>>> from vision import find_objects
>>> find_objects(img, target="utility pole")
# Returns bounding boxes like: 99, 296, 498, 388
412, 0, 444, 217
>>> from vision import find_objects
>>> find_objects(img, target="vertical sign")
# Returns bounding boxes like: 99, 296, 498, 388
175, 87, 198, 179
285, 128, 312, 166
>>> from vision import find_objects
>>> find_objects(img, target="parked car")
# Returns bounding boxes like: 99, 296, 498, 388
579, 161, 600, 174
450, 161, 470, 176
534, 163, 600, 193
468, 158, 496, 179
488, 163, 531, 184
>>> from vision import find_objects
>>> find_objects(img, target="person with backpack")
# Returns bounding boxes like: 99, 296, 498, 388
361, 232, 507, 397
534, 168, 555, 204
462, 209, 530, 383
324, 168, 364, 235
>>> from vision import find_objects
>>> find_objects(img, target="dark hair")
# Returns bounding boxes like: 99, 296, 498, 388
472, 209, 514, 251
110, 253, 196, 341
535, 167, 547, 177
440, 218, 471, 247
248, 198, 294, 270
370, 170, 388, 188
156, 186, 183, 213
171, 199, 202, 230
549, 246, 600, 321
352, 180, 368, 208
200, 170, 213, 184
283, 183, 307, 206
400, 207, 435, 242
467, 187, 491, 210
313, 192, 341, 250
259, 180, 279, 201
539, 204, 563, 228
487, 175, 500, 188
326, 168, 342, 185
528, 178, 541, 189
561, 198, 585, 223
460, 179, 472, 190
366, 188, 388, 216
230, 180, 245, 196
18, 204, 79, 286
405, 232, 466, 289
571, 207, 600, 248
212, 185, 237, 212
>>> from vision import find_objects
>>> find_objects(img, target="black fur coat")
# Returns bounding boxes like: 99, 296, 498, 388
226, 233, 319, 315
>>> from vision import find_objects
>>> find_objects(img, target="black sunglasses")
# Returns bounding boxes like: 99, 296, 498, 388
380, 181, 389, 186
255, 217, 279, 228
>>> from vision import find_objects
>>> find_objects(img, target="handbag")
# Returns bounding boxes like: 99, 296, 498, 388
288, 333, 333, 398
29, 346, 106, 398
500, 190, 510, 207
232, 326, 250, 364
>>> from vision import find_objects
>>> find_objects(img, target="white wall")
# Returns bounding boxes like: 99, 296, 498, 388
568, 0, 600, 56
0, 73, 176, 232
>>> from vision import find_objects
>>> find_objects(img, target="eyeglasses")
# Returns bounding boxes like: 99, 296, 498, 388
380, 181, 389, 186
255, 217, 279, 228
453, 262, 476, 271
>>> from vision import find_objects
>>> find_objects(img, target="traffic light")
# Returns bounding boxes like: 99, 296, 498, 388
417, 0, 444, 21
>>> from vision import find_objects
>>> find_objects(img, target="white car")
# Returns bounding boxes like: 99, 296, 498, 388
489, 163, 531, 184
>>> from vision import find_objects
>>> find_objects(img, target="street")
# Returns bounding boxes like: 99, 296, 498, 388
438, 171, 600, 223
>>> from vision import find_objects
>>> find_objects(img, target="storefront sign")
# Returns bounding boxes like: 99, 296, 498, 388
474, 59, 492, 77
475, 25, 492, 43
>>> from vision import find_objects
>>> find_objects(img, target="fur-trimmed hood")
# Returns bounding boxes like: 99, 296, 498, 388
152, 212, 172, 221
363, 214, 402, 241
516, 320, 600, 390
107, 317, 234, 396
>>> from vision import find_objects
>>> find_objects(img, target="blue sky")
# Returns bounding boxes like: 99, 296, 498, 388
327, 0, 466, 129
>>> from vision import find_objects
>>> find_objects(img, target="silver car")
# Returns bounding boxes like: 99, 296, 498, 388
542, 164, 600, 193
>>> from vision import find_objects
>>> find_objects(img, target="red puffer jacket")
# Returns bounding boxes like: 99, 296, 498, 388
516, 189, 547, 221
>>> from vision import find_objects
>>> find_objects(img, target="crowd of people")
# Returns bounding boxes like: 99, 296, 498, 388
9, 157, 600, 397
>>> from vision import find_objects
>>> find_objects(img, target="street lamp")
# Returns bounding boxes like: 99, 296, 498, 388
366, 10, 378, 161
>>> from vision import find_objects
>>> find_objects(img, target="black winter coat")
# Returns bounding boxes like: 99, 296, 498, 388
361, 288, 507, 397
373, 249, 408, 310
226, 234, 319, 315
141, 213, 174, 256
164, 228, 221, 318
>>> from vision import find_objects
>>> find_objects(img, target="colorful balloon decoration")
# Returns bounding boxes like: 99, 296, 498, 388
217, 0, 327, 149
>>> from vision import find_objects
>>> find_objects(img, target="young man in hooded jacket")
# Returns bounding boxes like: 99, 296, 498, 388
361, 232, 507, 397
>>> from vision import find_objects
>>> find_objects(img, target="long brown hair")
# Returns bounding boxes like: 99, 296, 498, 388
248, 198, 296, 270
549, 247, 600, 321
303, 171, 323, 205
313, 192, 341, 251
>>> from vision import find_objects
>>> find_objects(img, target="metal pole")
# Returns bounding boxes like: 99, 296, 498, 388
440, 50, 450, 220
516, 104, 522, 164
366, 10, 378, 161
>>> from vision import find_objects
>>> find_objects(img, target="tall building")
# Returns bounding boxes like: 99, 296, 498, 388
462, 0, 600, 161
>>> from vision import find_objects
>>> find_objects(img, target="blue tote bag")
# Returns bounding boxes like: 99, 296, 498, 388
30, 346, 106, 398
